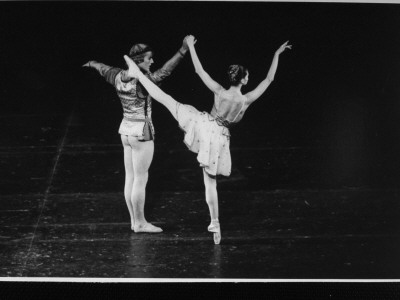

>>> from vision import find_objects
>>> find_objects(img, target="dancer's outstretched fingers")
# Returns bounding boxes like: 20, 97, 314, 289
276, 40, 292, 54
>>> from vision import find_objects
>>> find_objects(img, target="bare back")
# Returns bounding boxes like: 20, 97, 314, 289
210, 90, 248, 124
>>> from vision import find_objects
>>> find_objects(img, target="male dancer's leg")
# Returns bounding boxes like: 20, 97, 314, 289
128, 137, 162, 233
121, 135, 135, 228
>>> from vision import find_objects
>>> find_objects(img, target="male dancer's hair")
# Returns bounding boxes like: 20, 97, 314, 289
129, 43, 153, 64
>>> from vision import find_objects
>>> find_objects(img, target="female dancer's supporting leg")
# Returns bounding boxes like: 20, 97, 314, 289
203, 169, 221, 244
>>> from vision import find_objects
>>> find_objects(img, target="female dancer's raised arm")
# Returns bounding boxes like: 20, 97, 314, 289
245, 41, 291, 105
185, 35, 224, 95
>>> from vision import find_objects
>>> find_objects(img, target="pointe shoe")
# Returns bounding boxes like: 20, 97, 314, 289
133, 223, 163, 233
208, 220, 221, 245
207, 220, 220, 232
213, 231, 221, 245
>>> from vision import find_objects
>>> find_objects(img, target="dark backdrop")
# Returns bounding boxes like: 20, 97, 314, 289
1, 1, 400, 188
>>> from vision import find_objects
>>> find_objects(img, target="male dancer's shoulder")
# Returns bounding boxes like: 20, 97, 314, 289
105, 67, 124, 86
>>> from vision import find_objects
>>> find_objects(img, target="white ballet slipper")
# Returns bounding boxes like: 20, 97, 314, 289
133, 223, 163, 233
213, 231, 221, 245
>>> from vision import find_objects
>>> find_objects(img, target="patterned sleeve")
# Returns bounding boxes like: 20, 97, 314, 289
88, 61, 123, 87
151, 51, 185, 83
104, 67, 123, 86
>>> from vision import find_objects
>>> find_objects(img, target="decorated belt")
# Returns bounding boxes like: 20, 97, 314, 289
123, 117, 153, 140
123, 117, 152, 123
214, 115, 233, 129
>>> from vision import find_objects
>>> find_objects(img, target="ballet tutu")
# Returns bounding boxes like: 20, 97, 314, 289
176, 103, 231, 177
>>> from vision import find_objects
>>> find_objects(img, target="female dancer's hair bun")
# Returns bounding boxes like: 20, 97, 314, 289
227, 64, 248, 86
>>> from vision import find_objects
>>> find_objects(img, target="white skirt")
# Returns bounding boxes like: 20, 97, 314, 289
176, 103, 232, 177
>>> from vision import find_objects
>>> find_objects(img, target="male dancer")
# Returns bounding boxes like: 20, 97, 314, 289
83, 38, 189, 233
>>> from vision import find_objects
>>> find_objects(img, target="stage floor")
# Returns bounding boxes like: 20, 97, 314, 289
1, 106, 400, 279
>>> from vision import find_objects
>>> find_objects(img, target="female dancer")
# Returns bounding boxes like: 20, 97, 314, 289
83, 38, 189, 233
122, 35, 291, 243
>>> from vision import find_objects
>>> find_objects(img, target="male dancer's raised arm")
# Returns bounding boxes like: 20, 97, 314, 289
82, 61, 120, 85
123, 55, 174, 106
151, 37, 190, 83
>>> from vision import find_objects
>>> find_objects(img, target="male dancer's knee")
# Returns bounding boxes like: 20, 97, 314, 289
133, 171, 149, 187
125, 173, 134, 184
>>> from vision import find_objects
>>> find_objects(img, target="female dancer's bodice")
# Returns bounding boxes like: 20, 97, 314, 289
210, 90, 247, 127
